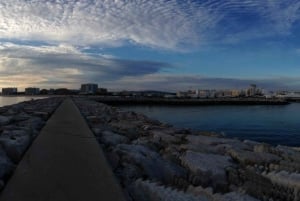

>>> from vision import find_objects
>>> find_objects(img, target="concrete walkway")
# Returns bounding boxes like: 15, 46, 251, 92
0, 99, 126, 201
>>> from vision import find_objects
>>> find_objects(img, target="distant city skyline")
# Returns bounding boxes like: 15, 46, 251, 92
1, 1, 300, 91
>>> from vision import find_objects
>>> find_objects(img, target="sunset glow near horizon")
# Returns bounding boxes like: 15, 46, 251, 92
1, 0, 300, 91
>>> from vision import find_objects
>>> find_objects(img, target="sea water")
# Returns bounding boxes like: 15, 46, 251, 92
120, 103, 300, 147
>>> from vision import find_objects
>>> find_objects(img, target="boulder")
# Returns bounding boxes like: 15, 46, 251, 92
129, 179, 210, 201
0, 131, 31, 163
11, 112, 31, 122
151, 130, 182, 145
100, 130, 129, 146
186, 135, 250, 151
180, 151, 232, 190
214, 192, 260, 201
0, 115, 12, 126
115, 144, 187, 185
228, 149, 281, 165
16, 117, 45, 130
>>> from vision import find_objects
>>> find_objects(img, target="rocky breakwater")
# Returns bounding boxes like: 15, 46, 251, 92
0, 97, 64, 190
74, 98, 300, 201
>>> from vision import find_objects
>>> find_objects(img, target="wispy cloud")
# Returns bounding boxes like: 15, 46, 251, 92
0, 0, 219, 50
1, 1, 299, 50
210, 0, 300, 43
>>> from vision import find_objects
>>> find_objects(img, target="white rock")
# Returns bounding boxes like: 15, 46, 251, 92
180, 151, 232, 189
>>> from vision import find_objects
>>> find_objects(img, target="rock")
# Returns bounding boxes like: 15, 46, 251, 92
228, 149, 281, 165
100, 130, 129, 146
186, 135, 251, 151
263, 171, 300, 194
0, 115, 12, 126
0, 130, 32, 163
115, 144, 187, 185
16, 117, 45, 130
129, 179, 209, 201
117, 162, 143, 186
109, 121, 141, 140
180, 151, 233, 191
11, 112, 31, 122
151, 130, 182, 145
253, 143, 273, 153
180, 143, 228, 155
186, 185, 215, 200
214, 192, 260, 201
32, 111, 49, 120
0, 146, 15, 179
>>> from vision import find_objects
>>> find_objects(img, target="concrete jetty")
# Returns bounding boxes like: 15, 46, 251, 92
0, 99, 125, 201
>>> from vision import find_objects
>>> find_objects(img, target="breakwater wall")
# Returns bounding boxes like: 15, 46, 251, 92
0, 97, 64, 191
74, 97, 299, 201
89, 96, 289, 105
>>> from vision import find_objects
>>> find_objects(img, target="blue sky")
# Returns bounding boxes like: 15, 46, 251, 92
1, 0, 300, 91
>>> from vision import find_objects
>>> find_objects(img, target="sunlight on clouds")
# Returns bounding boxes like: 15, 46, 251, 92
0, 43, 170, 89
55, 68, 83, 76
0, 74, 47, 89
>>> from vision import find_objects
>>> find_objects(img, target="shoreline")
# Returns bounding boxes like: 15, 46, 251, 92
89, 96, 290, 105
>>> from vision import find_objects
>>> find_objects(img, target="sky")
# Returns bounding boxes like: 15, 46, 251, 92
1, 0, 300, 91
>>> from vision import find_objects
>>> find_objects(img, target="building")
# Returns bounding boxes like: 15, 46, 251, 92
247, 84, 257, 97
2, 88, 17, 95
97, 88, 108, 95
80, 83, 98, 94
197, 90, 211, 98
25, 87, 40, 95
231, 90, 241, 97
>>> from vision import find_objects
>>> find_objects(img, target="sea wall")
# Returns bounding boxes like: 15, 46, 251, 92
0, 97, 64, 190
74, 97, 300, 201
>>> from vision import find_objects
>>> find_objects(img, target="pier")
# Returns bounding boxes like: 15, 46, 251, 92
0, 98, 125, 201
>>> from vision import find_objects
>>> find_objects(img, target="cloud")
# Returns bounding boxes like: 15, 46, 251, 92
100, 74, 300, 91
0, 43, 170, 89
0, 42, 299, 91
209, 0, 300, 44
1, 1, 299, 50
0, 0, 219, 50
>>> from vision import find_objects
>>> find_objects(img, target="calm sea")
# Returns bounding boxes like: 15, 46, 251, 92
120, 103, 300, 147
0, 96, 47, 107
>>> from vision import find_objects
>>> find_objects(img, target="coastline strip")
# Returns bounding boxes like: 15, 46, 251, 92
0, 98, 125, 201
